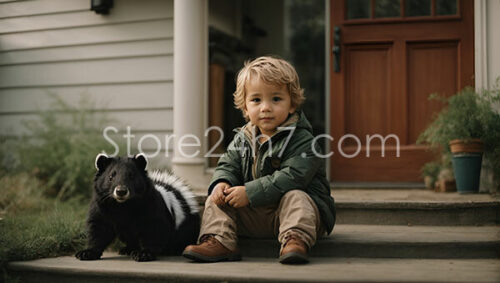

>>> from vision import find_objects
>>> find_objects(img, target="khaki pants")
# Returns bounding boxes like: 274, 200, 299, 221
199, 190, 325, 252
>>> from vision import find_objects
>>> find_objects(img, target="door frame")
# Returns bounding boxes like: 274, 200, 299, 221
325, 0, 332, 180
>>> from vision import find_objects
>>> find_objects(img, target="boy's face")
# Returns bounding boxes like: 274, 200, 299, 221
244, 76, 296, 139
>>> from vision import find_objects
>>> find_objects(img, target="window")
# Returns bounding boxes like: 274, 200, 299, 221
346, 0, 458, 21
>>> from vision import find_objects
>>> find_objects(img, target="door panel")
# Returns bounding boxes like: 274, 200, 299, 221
407, 41, 459, 143
330, 0, 474, 182
346, 45, 392, 139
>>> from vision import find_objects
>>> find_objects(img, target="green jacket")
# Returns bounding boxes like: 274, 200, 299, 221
208, 111, 336, 234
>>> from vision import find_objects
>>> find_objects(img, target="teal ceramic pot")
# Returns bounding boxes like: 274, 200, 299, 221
451, 153, 482, 194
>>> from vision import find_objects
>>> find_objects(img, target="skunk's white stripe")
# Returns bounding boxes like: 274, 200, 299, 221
148, 170, 199, 214
155, 184, 172, 214
154, 184, 185, 229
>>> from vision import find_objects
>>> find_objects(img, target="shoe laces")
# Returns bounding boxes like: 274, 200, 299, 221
199, 234, 217, 245
283, 234, 301, 247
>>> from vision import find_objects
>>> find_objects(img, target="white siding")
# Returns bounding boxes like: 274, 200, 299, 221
0, 0, 174, 167
486, 0, 500, 91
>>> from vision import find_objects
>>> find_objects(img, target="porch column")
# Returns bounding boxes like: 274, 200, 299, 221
172, 0, 211, 193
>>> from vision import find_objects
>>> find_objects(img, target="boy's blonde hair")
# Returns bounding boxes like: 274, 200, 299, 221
233, 56, 305, 119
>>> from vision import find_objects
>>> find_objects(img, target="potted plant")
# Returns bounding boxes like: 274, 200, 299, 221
418, 81, 500, 194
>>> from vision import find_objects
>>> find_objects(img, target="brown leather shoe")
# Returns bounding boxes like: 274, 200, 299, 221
182, 234, 241, 262
279, 235, 309, 264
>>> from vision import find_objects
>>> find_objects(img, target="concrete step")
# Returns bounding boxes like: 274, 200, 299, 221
196, 189, 500, 225
240, 225, 500, 259
333, 189, 500, 225
335, 201, 499, 226
332, 182, 426, 190
8, 254, 500, 283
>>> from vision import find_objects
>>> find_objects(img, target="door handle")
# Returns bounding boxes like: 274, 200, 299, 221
332, 26, 341, 72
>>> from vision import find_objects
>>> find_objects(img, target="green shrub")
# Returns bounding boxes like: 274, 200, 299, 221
417, 86, 500, 151
0, 174, 50, 216
421, 161, 441, 188
2, 94, 125, 200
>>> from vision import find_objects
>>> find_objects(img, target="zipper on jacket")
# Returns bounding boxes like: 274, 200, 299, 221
248, 128, 292, 180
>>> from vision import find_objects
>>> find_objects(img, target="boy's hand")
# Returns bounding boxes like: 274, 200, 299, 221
211, 182, 230, 206
224, 186, 249, 208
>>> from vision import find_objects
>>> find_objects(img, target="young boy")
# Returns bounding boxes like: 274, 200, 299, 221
183, 56, 336, 264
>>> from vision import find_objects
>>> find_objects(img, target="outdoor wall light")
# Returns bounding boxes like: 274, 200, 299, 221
91, 0, 113, 15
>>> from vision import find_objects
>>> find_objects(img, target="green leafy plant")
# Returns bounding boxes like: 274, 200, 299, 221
418, 87, 497, 149
418, 79, 500, 191
0, 173, 49, 217
421, 161, 441, 189
2, 93, 125, 200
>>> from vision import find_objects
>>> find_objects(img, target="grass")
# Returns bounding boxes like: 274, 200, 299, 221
0, 201, 87, 262
0, 174, 88, 282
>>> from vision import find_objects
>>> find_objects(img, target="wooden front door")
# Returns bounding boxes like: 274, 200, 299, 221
330, 0, 474, 182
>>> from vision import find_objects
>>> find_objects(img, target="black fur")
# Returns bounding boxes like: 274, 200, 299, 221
75, 154, 200, 262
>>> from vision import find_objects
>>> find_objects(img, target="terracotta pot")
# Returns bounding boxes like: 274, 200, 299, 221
449, 139, 483, 154
435, 179, 456, 193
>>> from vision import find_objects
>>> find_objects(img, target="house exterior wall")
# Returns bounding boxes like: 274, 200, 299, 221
486, 0, 500, 91
475, 0, 500, 94
0, 0, 174, 167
